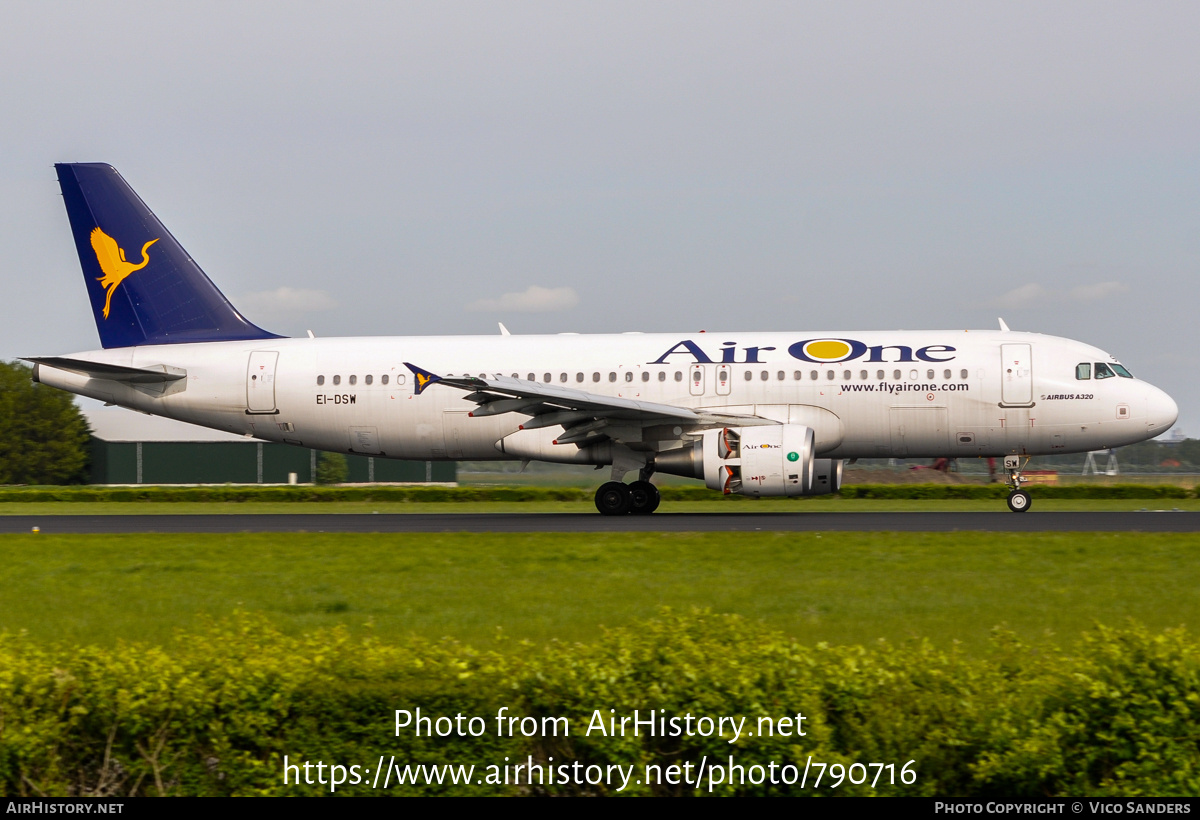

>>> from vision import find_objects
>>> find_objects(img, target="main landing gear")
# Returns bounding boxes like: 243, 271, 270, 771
1003, 454, 1032, 513
595, 480, 661, 516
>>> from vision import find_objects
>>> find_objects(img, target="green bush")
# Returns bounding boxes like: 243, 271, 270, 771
0, 482, 1192, 503
839, 483, 1189, 500
1, 613, 1199, 796
0, 361, 90, 485
314, 453, 349, 485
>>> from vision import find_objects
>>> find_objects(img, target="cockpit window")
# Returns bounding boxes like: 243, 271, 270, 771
1094, 362, 1116, 380
1075, 363, 1091, 380
1111, 363, 1133, 378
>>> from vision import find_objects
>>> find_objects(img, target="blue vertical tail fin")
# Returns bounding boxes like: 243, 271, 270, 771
55, 163, 282, 348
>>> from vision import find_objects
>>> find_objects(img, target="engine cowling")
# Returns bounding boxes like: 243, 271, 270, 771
807, 458, 844, 495
655, 424, 821, 497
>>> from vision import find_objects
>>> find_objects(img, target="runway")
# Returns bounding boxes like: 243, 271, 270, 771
1, 511, 1198, 533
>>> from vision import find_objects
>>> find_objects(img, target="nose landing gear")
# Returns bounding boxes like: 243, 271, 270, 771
1003, 454, 1032, 512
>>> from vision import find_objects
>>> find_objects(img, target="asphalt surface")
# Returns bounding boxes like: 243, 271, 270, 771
1, 511, 1198, 533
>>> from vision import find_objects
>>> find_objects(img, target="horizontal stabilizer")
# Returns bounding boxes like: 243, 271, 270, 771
24, 357, 185, 384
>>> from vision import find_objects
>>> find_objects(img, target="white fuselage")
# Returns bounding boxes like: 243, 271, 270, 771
37, 329, 1177, 465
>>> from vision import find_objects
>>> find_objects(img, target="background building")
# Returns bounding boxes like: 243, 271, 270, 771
85, 408, 455, 485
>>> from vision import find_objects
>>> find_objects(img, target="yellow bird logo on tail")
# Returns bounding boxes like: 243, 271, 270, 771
90, 228, 159, 319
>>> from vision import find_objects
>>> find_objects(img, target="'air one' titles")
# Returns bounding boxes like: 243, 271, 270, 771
650, 338, 958, 365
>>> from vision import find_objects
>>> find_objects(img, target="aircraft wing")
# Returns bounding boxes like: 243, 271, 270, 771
404, 363, 771, 446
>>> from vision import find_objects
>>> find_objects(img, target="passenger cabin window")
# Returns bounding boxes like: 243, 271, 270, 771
675, 371, 683, 382
348, 375, 357, 385
592, 372, 600, 382
317, 375, 325, 386
810, 370, 818, 380
843, 370, 851, 380
543, 373, 551, 383
744, 371, 753, 381
860, 370, 868, 380
777, 371, 785, 381
1076, 363, 1091, 380
893, 370, 901, 380
609, 372, 617, 382
365, 375, 373, 385
926, 370, 934, 380
333, 375, 341, 386
943, 369, 951, 379
576, 373, 584, 383
625, 372, 633, 382
643, 372, 651, 382
381, 375, 389, 385
877, 370, 885, 380
1112, 364, 1133, 378
793, 371, 802, 380
960, 369, 968, 379
1094, 363, 1116, 380
658, 371, 667, 382
826, 370, 835, 380
761, 371, 769, 381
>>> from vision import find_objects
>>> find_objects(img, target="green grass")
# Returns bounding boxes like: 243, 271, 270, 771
2, 498, 1198, 514
2, 531, 1197, 651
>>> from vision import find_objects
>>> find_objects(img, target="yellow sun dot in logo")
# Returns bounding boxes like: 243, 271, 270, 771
804, 340, 851, 361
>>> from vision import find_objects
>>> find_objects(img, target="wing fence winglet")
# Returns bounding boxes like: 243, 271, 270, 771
403, 362, 444, 395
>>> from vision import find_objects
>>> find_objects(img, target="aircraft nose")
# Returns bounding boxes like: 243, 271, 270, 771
1146, 384, 1178, 436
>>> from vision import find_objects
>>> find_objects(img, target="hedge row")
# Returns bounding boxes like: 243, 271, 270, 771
2, 612, 1198, 796
837, 483, 1192, 500
0, 483, 1192, 502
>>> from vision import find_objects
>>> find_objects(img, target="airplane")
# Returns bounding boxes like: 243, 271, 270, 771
27, 163, 1179, 514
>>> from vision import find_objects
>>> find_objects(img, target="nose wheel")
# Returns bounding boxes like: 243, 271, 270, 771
1003, 455, 1032, 513
1006, 490, 1032, 512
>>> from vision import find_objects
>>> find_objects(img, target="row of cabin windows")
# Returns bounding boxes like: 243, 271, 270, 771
318, 368, 972, 388
744, 368, 969, 382
1075, 362, 1133, 380
523, 372, 681, 383
519, 369, 970, 384
316, 374, 407, 387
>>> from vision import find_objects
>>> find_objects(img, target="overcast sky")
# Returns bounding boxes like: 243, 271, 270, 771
2, 2, 1196, 435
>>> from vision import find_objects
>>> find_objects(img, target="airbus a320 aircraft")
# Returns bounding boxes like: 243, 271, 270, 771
29, 164, 1178, 514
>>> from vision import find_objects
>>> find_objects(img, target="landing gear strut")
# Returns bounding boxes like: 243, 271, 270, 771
1003, 454, 1032, 513
595, 459, 662, 516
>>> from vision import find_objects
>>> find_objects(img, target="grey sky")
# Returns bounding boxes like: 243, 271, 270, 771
2, 2, 1197, 434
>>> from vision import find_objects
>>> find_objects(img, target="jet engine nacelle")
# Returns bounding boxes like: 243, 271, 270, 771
710, 424, 815, 497
654, 424, 818, 497
807, 458, 844, 496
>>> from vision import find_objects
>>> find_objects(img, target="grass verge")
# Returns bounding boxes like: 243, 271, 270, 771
2, 531, 1197, 650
